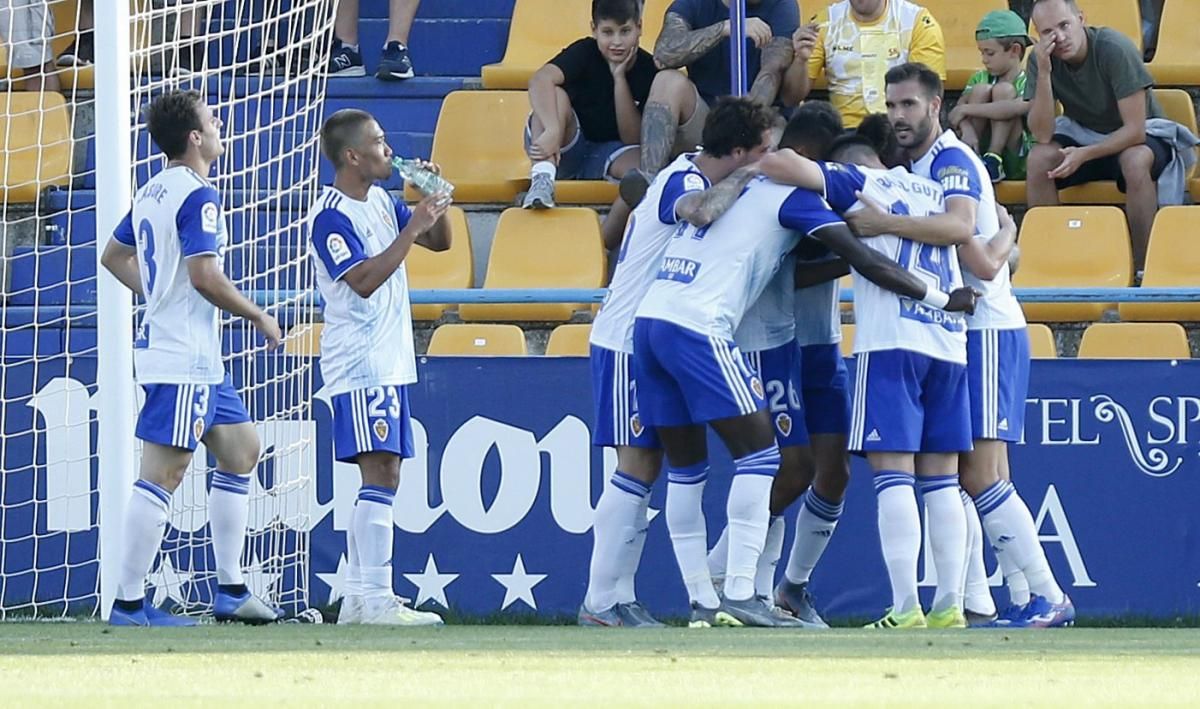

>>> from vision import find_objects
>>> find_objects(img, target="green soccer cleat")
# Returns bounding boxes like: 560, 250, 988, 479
865, 607, 927, 629
927, 606, 968, 629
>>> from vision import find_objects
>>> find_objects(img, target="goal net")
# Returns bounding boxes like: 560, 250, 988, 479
0, 0, 335, 618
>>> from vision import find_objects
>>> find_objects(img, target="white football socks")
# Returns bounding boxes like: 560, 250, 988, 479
783, 489, 843, 585
974, 480, 1064, 604
665, 463, 719, 609
874, 472, 921, 614
723, 446, 779, 602
117, 480, 172, 602
208, 470, 250, 587
961, 489, 995, 616
919, 476, 967, 613
615, 490, 651, 604
354, 485, 396, 600
754, 516, 785, 598
585, 472, 650, 612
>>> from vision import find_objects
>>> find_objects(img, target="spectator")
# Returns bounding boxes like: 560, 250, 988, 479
330, 0, 419, 80
1024, 0, 1197, 275
783, 0, 945, 129
0, 0, 61, 92
949, 10, 1032, 182
523, 0, 657, 210
619, 0, 797, 202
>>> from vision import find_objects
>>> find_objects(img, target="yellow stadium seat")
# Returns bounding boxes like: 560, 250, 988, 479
0, 92, 72, 203
1119, 207, 1200, 321
1031, 0, 1142, 53
459, 207, 605, 322
1151, 1, 1200, 86
406, 207, 474, 321
555, 180, 619, 205
1058, 89, 1197, 203
840, 323, 855, 357
417, 91, 531, 203
642, 0, 672, 53
481, 0, 595, 89
285, 323, 323, 356
993, 180, 1025, 205
1077, 322, 1190, 359
545, 323, 592, 355
920, 1, 1009, 90
427, 324, 529, 355
1012, 206, 1132, 322
1027, 323, 1057, 358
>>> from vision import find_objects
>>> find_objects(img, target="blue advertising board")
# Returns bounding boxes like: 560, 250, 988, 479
3, 354, 1199, 620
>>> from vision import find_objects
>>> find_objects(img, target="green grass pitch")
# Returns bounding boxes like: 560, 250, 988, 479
2, 624, 1199, 706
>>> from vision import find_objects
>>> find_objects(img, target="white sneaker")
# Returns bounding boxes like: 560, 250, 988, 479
338, 595, 364, 625
361, 595, 444, 626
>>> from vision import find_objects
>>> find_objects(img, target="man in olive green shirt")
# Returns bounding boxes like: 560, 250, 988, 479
1024, 0, 1167, 272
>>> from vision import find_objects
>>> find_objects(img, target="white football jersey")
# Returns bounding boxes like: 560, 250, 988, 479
591, 154, 709, 353
735, 254, 796, 352
913, 130, 1025, 331
818, 162, 967, 364
636, 178, 843, 341
308, 185, 417, 396
112, 166, 227, 385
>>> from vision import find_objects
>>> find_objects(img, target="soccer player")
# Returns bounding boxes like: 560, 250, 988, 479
706, 102, 849, 628
101, 90, 285, 626
634, 116, 975, 627
581, 98, 772, 627
308, 109, 450, 626
852, 62, 1074, 627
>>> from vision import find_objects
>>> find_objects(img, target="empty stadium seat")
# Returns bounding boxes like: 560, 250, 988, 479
458, 207, 605, 322
545, 323, 592, 355
1119, 207, 1200, 322
1077, 322, 1191, 359
427, 323, 529, 355
839, 323, 855, 358
555, 180, 619, 205
1031, 0, 1142, 53
1058, 88, 1197, 204
285, 323, 323, 356
1012, 206, 1132, 321
921, 0, 1009, 90
414, 90, 530, 203
1027, 323, 1057, 358
1149, 0, 1200, 86
407, 206, 474, 321
481, 0, 596, 89
0, 92, 73, 203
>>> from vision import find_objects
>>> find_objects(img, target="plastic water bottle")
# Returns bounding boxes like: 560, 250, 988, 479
392, 157, 455, 198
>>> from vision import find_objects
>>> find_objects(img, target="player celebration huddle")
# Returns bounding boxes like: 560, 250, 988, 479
105, 65, 1074, 628
582, 62, 1075, 631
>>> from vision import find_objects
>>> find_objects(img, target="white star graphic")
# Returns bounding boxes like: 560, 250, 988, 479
402, 554, 459, 609
147, 553, 191, 607
315, 553, 351, 604
492, 554, 547, 611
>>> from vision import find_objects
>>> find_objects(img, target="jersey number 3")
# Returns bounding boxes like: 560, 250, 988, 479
137, 219, 158, 295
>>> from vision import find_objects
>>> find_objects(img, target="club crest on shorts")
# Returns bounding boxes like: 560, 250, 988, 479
775, 412, 792, 436
750, 377, 764, 399
629, 414, 644, 437
373, 419, 390, 442
193, 418, 205, 440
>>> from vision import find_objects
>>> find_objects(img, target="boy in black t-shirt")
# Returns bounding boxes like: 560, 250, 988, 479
523, 0, 659, 209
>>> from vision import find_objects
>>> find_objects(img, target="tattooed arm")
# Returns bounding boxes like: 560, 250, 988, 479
748, 37, 794, 105
653, 12, 728, 69
674, 166, 759, 227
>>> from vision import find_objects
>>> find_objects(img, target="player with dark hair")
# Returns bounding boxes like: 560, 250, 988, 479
308, 108, 451, 625
101, 89, 284, 626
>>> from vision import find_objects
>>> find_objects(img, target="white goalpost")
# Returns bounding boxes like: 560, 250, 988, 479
0, 0, 336, 619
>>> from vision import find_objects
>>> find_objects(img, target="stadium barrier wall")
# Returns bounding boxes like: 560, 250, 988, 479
4, 353, 1199, 620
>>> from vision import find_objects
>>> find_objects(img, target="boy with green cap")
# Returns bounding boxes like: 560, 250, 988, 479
948, 10, 1034, 182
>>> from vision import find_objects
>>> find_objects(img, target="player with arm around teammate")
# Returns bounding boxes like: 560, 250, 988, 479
855, 63, 1075, 627
101, 90, 285, 626
581, 97, 775, 627
308, 109, 451, 626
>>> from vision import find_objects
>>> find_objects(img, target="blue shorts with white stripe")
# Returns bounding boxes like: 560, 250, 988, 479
136, 375, 250, 450
967, 328, 1030, 443
331, 385, 415, 463
589, 345, 661, 449
632, 317, 766, 428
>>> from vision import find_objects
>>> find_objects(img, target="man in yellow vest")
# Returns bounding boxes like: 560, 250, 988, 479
782, 0, 945, 128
